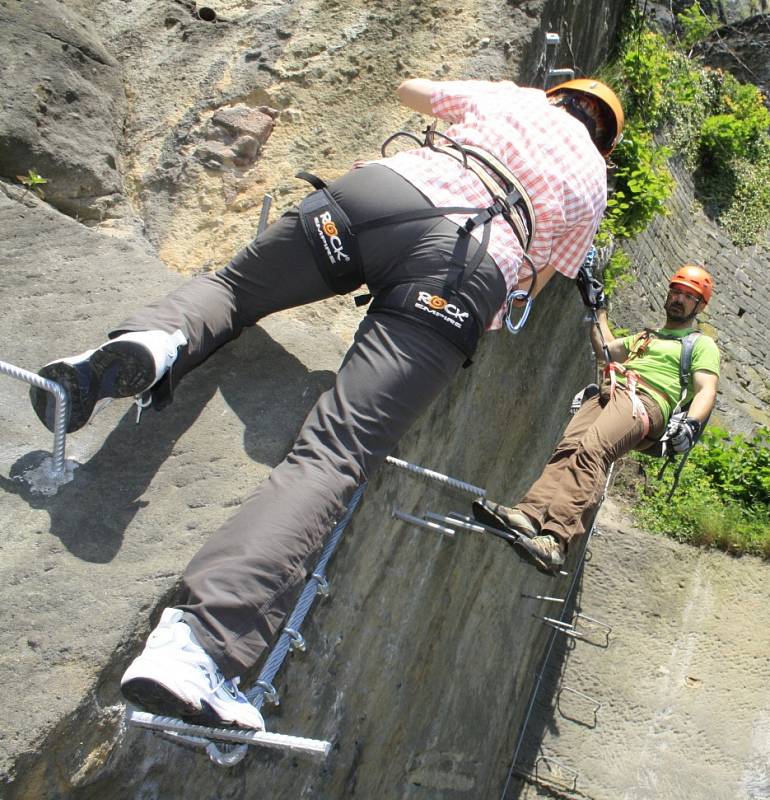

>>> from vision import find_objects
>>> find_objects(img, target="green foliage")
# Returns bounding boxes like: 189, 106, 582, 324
676, 2, 720, 50
600, 246, 633, 297
605, 123, 674, 239
710, 150, 770, 247
619, 30, 704, 134
604, 17, 770, 249
16, 168, 47, 199
629, 426, 770, 558
700, 80, 770, 161
695, 71, 770, 244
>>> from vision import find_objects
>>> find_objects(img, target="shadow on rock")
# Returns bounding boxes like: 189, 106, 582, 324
0, 326, 336, 563
216, 326, 338, 465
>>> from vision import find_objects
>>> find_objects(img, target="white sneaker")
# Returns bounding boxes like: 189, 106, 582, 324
111, 329, 188, 388
121, 608, 265, 730
31, 329, 187, 433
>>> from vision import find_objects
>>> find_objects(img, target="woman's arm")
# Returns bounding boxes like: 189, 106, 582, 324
396, 79, 437, 115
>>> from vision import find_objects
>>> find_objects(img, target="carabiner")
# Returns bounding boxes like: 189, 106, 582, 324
504, 289, 533, 334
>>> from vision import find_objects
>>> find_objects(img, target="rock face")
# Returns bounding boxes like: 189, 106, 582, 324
0, 0, 128, 221
695, 13, 770, 105
514, 497, 770, 800
193, 105, 277, 170
0, 1, 767, 799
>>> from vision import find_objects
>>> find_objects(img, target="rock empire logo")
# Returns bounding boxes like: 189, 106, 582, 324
415, 291, 469, 329
314, 211, 350, 264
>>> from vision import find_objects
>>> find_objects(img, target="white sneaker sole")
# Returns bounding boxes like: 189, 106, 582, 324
122, 657, 264, 730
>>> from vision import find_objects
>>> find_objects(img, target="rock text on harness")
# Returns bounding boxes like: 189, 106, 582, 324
314, 212, 351, 264
416, 292, 469, 329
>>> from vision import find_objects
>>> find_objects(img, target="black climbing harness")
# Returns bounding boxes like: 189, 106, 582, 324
296, 127, 539, 362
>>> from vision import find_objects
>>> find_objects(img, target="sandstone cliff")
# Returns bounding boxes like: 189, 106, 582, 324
0, 1, 767, 799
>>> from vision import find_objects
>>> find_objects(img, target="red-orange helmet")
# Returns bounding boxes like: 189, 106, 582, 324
546, 78, 624, 156
669, 264, 714, 304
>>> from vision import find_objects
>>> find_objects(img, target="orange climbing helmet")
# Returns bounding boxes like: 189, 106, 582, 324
546, 78, 625, 157
669, 264, 714, 304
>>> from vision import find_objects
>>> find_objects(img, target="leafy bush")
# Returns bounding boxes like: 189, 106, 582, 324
598, 246, 633, 297
716, 152, 770, 247
602, 19, 770, 254
676, 2, 720, 50
627, 426, 770, 558
604, 123, 674, 239
700, 80, 770, 162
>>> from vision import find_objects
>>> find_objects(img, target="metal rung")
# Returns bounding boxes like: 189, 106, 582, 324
392, 507, 456, 536
557, 686, 602, 727
521, 593, 565, 603
548, 67, 575, 81
424, 511, 485, 534
573, 612, 612, 647
444, 512, 525, 544
574, 612, 611, 632
0, 360, 77, 494
385, 456, 486, 496
534, 755, 579, 792
445, 512, 502, 535
126, 710, 331, 757
537, 615, 584, 638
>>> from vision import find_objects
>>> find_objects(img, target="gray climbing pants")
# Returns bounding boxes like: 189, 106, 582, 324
115, 165, 507, 677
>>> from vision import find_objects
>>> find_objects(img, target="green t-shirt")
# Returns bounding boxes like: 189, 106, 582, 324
619, 327, 721, 420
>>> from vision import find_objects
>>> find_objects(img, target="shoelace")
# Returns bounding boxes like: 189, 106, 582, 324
207, 670, 243, 702
134, 392, 152, 423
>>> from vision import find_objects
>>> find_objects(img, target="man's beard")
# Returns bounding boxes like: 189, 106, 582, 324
665, 298, 697, 323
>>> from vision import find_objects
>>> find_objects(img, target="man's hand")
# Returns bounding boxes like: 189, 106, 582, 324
669, 416, 702, 453
576, 269, 606, 310
576, 248, 606, 310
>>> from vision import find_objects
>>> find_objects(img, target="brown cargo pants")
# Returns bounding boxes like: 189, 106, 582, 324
517, 383, 665, 548
114, 165, 507, 677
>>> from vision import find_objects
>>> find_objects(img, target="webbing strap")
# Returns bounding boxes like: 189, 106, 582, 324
295, 170, 327, 190
626, 329, 702, 417
349, 206, 482, 234
443, 215, 492, 297
434, 144, 534, 252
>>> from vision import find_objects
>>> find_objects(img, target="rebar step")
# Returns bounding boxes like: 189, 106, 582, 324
126, 709, 331, 757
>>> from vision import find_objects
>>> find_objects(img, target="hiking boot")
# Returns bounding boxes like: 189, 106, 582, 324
30, 329, 187, 433
512, 533, 566, 577
472, 499, 540, 538
121, 608, 264, 730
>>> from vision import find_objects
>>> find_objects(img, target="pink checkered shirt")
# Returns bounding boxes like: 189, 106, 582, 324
375, 80, 607, 329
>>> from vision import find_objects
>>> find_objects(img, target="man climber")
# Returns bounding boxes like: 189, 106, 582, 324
30, 77, 623, 730
473, 263, 720, 576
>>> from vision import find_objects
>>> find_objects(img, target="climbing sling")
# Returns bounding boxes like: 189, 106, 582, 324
296, 127, 537, 361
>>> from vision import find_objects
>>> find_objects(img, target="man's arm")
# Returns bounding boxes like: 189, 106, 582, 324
686, 370, 718, 423
590, 308, 628, 362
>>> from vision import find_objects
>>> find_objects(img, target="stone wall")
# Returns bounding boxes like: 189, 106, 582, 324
620, 158, 770, 432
